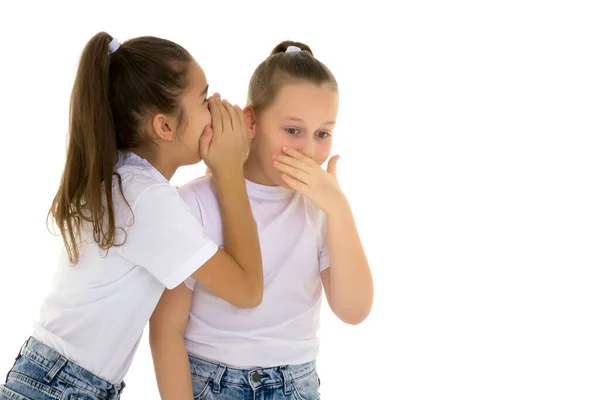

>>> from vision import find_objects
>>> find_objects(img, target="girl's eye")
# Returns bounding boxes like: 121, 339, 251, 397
285, 128, 300, 135
317, 131, 331, 139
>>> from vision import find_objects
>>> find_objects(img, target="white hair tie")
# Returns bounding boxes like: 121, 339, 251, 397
286, 45, 302, 53
109, 38, 121, 54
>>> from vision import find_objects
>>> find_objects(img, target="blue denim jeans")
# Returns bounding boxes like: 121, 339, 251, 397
0, 337, 125, 400
189, 355, 320, 400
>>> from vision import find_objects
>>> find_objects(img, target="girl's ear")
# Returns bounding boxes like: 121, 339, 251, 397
150, 113, 176, 141
243, 106, 256, 139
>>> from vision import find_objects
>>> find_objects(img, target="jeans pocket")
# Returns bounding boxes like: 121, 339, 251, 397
0, 385, 33, 400
60, 386, 102, 400
192, 376, 211, 400
291, 369, 320, 400
0, 385, 35, 400
3, 372, 60, 400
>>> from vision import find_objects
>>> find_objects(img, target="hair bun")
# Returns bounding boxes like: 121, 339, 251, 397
270, 40, 314, 56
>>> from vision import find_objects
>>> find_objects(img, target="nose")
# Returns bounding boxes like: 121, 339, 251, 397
300, 138, 316, 160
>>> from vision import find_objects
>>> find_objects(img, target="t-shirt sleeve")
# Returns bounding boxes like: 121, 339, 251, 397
178, 185, 206, 291
178, 185, 205, 226
118, 183, 218, 289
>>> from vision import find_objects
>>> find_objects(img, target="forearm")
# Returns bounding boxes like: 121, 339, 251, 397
150, 332, 193, 400
326, 199, 374, 324
213, 172, 263, 297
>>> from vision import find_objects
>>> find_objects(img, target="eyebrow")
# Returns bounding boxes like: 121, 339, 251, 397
201, 85, 209, 96
285, 116, 336, 125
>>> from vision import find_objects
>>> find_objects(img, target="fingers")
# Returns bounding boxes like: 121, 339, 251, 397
281, 146, 315, 165
234, 105, 246, 139
221, 100, 237, 133
208, 94, 223, 134
274, 153, 311, 173
273, 161, 310, 184
327, 155, 340, 178
281, 173, 308, 192
210, 93, 244, 138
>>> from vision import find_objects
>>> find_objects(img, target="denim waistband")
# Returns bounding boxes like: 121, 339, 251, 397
188, 354, 316, 394
19, 337, 125, 399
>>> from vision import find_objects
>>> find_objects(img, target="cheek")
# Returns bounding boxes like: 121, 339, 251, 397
205, 106, 212, 124
314, 141, 332, 165
258, 131, 288, 156
198, 107, 211, 128
189, 109, 211, 141
184, 110, 209, 144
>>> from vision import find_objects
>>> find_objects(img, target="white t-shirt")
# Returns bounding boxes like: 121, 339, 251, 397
32, 152, 218, 384
180, 176, 330, 368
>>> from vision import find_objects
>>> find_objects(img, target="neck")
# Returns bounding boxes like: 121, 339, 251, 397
131, 148, 177, 181
243, 153, 277, 186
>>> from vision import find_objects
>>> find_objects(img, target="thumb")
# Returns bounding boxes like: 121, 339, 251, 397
327, 155, 340, 178
198, 126, 213, 159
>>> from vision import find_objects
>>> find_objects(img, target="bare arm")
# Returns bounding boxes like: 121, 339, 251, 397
190, 171, 263, 307
189, 95, 263, 308
149, 284, 194, 400
271, 147, 373, 325
320, 199, 373, 325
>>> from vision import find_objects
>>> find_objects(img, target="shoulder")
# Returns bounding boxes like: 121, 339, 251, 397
178, 175, 216, 201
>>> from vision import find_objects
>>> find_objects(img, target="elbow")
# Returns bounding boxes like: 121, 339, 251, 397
241, 292, 263, 308
338, 309, 371, 325
333, 301, 373, 325
231, 294, 262, 309
231, 278, 263, 309
244, 282, 264, 308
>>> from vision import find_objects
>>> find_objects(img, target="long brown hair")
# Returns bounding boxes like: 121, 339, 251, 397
49, 32, 193, 264
247, 40, 338, 114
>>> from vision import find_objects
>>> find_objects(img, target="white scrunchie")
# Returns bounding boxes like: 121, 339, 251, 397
109, 38, 121, 54
286, 45, 302, 53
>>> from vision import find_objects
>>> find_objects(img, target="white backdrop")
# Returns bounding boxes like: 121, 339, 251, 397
0, 1, 598, 399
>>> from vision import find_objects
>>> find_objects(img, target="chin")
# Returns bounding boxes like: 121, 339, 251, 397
189, 152, 203, 165
273, 174, 291, 188
280, 181, 294, 190
181, 158, 197, 167
255, 165, 281, 187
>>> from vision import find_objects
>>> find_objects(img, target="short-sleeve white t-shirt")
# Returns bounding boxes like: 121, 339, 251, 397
180, 175, 330, 368
32, 152, 218, 384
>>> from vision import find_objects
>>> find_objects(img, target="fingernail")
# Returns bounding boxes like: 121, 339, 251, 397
282, 146, 287, 151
